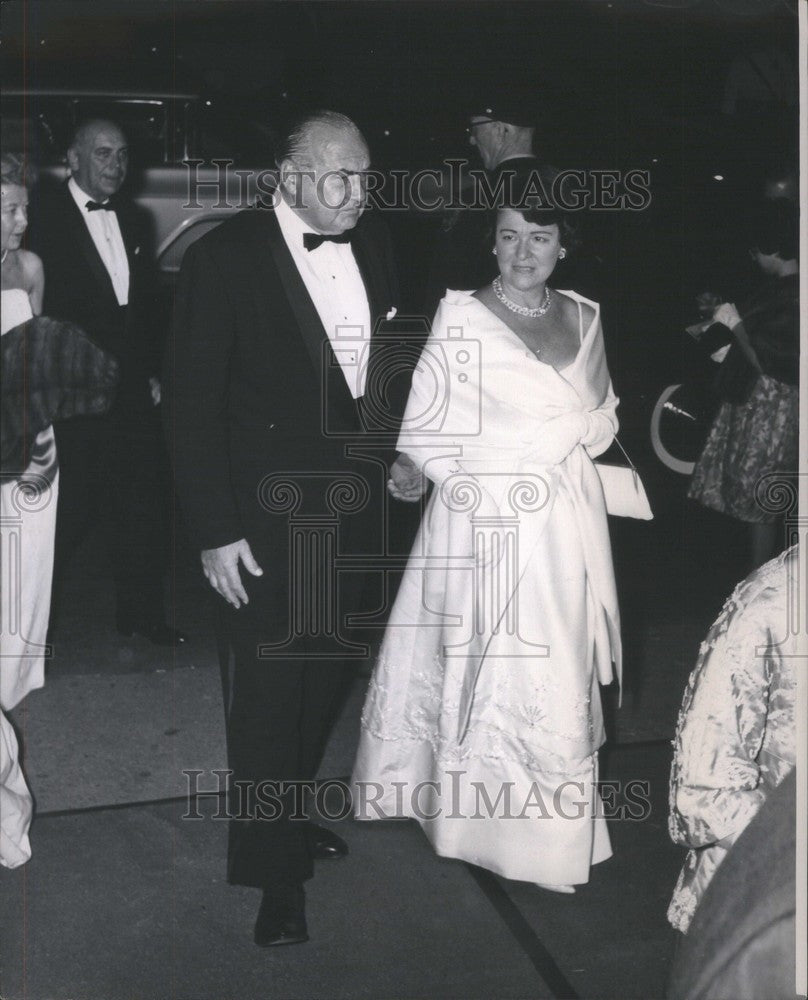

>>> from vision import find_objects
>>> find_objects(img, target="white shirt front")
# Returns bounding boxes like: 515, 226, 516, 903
68, 177, 130, 306
274, 193, 372, 399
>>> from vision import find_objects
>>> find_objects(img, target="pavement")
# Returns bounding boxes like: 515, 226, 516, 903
1, 469, 753, 1000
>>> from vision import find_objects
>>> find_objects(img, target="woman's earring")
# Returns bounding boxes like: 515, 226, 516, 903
492, 248, 498, 255
558, 248, 567, 260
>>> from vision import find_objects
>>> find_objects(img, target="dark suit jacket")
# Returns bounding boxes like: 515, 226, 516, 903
164, 205, 399, 564
29, 181, 160, 414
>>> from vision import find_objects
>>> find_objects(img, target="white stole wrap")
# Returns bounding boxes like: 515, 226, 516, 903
397, 290, 621, 743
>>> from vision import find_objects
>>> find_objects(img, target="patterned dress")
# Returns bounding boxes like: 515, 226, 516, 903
688, 274, 798, 524
667, 546, 798, 932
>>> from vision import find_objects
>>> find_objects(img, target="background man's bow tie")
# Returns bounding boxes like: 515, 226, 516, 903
303, 231, 353, 251
86, 200, 115, 212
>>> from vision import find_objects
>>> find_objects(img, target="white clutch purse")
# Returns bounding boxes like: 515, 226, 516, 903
595, 439, 653, 520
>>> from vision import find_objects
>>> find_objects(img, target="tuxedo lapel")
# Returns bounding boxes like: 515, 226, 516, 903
114, 200, 140, 297
261, 209, 327, 380
351, 221, 387, 322
60, 186, 120, 309
258, 209, 358, 422
351, 214, 397, 390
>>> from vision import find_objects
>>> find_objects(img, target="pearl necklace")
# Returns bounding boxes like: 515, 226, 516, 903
493, 276, 551, 318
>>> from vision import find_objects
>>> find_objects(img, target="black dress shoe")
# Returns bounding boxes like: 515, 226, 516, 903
116, 620, 188, 646
254, 886, 308, 947
306, 823, 348, 860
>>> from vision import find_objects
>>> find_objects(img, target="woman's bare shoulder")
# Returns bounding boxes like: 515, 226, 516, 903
555, 290, 597, 330
18, 248, 44, 285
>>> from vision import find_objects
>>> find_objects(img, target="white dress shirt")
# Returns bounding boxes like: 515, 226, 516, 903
274, 194, 372, 399
68, 177, 130, 306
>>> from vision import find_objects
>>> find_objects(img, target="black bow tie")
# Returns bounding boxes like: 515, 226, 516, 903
303, 231, 353, 252
86, 200, 115, 212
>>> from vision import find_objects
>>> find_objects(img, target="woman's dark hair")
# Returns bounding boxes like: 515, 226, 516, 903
750, 201, 798, 260
0, 152, 37, 189
489, 201, 581, 258
487, 164, 581, 255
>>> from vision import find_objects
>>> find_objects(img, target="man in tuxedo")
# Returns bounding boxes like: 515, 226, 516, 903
30, 119, 184, 645
166, 111, 411, 946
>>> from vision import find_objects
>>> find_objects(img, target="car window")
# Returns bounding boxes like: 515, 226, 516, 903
190, 101, 276, 163
72, 99, 169, 166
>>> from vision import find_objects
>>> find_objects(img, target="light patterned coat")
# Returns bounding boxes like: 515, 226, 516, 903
667, 545, 798, 932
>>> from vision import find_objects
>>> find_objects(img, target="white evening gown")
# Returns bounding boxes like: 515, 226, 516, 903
1, 287, 59, 711
0, 287, 57, 867
353, 290, 621, 885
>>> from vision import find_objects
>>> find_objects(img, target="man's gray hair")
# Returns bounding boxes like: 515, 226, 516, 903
67, 118, 126, 153
275, 110, 363, 166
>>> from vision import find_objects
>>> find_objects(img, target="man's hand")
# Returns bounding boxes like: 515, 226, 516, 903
149, 376, 161, 406
388, 453, 427, 503
201, 539, 263, 609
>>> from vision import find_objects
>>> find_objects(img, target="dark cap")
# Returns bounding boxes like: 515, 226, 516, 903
467, 88, 538, 129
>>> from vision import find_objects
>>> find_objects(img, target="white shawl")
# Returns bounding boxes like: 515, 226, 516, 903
397, 290, 622, 738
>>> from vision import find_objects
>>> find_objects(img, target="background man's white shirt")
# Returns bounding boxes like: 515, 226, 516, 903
274, 193, 371, 399
68, 176, 130, 306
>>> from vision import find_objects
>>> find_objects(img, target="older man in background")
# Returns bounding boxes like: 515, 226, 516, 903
30, 119, 184, 646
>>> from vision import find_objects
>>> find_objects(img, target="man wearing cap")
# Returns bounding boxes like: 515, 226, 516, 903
424, 95, 548, 314
466, 99, 539, 172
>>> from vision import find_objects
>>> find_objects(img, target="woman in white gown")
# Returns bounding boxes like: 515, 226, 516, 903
1, 152, 48, 867
353, 202, 621, 891
1, 154, 119, 868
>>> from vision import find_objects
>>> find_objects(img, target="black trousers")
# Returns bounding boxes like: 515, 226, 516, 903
221, 568, 353, 891
52, 404, 170, 627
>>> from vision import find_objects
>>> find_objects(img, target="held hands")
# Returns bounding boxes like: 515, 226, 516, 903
713, 302, 742, 331
201, 539, 263, 609
388, 453, 427, 502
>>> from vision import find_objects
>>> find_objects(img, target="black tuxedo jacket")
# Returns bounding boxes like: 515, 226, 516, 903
165, 206, 399, 561
29, 181, 160, 412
